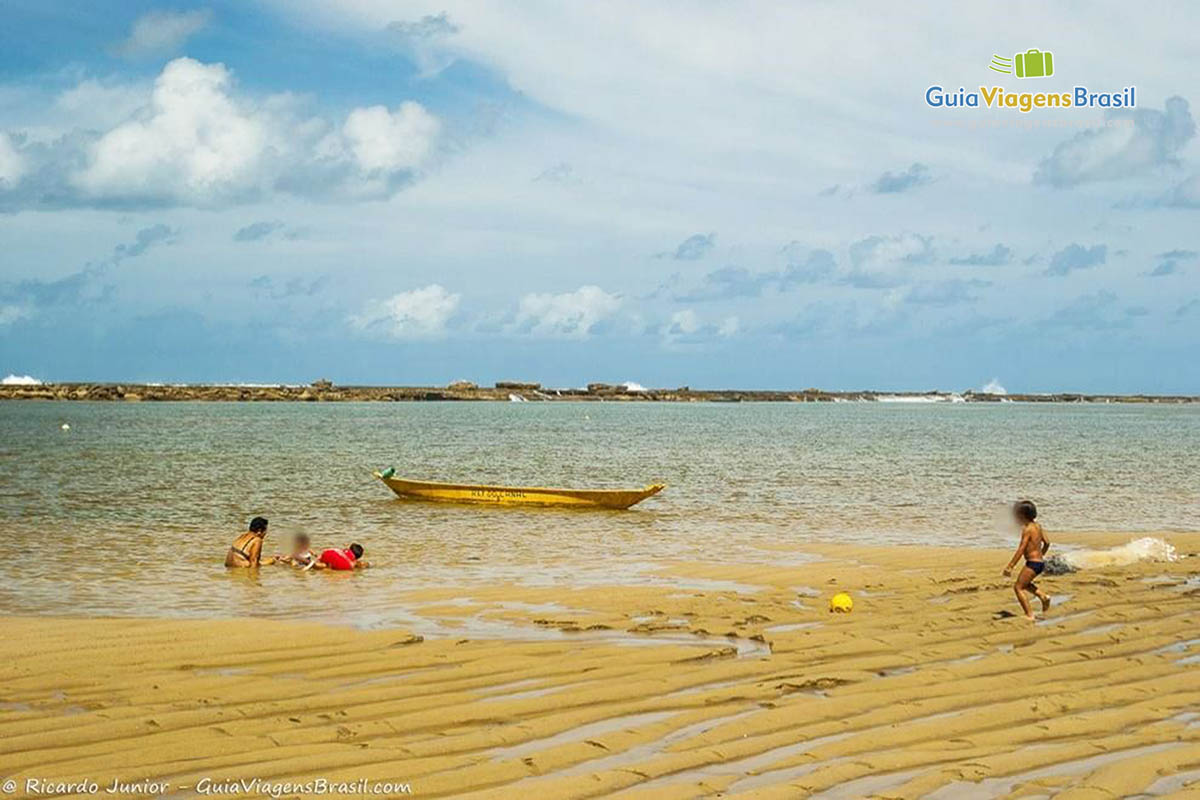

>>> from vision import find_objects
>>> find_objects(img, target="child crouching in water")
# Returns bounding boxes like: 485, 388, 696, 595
278, 533, 322, 571
1003, 500, 1051, 620
319, 543, 369, 571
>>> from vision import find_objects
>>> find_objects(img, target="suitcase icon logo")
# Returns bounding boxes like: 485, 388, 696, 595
989, 49, 1054, 78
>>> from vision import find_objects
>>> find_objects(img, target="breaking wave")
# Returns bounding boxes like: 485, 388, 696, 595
1046, 537, 1179, 574
2, 374, 43, 385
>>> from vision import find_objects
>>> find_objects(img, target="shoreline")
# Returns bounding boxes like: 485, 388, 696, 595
2, 534, 1197, 798
3, 380, 1199, 404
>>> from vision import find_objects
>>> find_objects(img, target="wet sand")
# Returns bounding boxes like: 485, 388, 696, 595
2, 532, 1198, 798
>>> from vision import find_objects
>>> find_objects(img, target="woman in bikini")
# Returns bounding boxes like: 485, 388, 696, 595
225, 517, 275, 567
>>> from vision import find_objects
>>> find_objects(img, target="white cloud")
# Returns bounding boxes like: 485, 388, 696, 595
2, 58, 441, 209
1158, 173, 1200, 208
512, 285, 620, 338
843, 233, 934, 288
0, 305, 31, 326
113, 9, 212, 59
660, 308, 707, 346
659, 308, 744, 347
274, 1, 1074, 181
1034, 97, 1195, 187
350, 284, 461, 339
386, 13, 462, 78
658, 232, 716, 261
55, 79, 153, 130
668, 309, 700, 335
0, 132, 24, 187
75, 59, 268, 205
850, 233, 932, 270
871, 163, 932, 194
349, 285, 460, 339
343, 103, 440, 172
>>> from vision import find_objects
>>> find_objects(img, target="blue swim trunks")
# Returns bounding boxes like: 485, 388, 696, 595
1026, 560, 1045, 575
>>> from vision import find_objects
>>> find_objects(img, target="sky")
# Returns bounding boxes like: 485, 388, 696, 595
1, 1, 1198, 393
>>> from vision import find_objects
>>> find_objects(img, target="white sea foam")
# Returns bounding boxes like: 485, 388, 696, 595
876, 394, 945, 403
220, 382, 295, 388
622, 381, 648, 393
2, 374, 42, 385
1057, 537, 1178, 572
980, 378, 1007, 395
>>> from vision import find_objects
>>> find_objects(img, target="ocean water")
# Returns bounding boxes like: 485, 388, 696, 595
1, 400, 1197, 624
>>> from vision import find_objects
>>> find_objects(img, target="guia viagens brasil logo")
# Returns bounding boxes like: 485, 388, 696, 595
926, 49, 1135, 113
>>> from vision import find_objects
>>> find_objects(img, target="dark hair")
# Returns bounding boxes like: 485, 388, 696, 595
349, 543, 364, 559
249, 516, 269, 533
1013, 500, 1037, 522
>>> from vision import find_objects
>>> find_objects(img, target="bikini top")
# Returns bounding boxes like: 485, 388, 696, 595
230, 533, 259, 561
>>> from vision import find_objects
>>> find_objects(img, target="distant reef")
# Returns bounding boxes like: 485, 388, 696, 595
1, 380, 1196, 404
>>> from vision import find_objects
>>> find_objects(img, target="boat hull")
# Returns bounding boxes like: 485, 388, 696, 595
374, 473, 664, 509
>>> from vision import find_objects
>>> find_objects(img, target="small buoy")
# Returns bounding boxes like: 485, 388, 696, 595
60, 423, 70, 431
829, 592, 853, 613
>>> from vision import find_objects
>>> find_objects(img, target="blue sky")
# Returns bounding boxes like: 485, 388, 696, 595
1, 1, 1198, 392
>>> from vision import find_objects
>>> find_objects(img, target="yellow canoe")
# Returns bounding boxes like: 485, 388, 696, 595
373, 472, 665, 509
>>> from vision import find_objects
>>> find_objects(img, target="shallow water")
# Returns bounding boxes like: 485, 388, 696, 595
1, 400, 1197, 624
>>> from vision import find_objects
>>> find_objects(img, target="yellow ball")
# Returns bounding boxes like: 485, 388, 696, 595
829, 592, 853, 613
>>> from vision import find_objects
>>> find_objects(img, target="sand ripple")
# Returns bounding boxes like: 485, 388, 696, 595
1, 533, 1197, 798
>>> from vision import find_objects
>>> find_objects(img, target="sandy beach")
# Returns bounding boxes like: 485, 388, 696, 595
2, 531, 1197, 799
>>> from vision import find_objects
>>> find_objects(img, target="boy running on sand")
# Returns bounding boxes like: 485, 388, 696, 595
1003, 500, 1051, 620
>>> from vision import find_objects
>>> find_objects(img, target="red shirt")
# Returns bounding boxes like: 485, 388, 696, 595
319, 548, 357, 570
